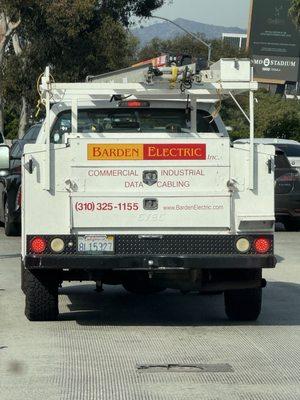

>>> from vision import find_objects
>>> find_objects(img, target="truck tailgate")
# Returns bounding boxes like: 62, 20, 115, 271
69, 138, 231, 230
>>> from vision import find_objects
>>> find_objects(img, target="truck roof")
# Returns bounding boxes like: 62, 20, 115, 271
234, 138, 300, 145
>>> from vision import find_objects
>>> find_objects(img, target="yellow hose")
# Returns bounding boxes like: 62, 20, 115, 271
169, 66, 179, 88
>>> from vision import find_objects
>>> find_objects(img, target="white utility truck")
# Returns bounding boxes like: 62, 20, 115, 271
17, 59, 277, 321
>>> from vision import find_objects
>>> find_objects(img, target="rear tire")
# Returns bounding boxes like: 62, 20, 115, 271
224, 287, 262, 321
21, 262, 26, 294
4, 201, 18, 236
284, 220, 300, 232
25, 270, 58, 321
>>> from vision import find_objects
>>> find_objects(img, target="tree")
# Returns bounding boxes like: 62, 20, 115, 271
0, 0, 40, 137
0, 0, 167, 138
289, 0, 300, 27
0, 6, 21, 134
255, 93, 300, 141
221, 92, 300, 142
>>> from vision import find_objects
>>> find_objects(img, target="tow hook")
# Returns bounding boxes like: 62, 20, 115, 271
143, 258, 158, 270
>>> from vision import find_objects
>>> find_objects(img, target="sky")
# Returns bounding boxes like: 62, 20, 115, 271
152, 0, 251, 29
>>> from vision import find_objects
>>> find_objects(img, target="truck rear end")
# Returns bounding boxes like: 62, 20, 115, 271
21, 60, 277, 321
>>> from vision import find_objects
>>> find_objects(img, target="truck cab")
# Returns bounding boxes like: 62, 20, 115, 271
20, 59, 276, 321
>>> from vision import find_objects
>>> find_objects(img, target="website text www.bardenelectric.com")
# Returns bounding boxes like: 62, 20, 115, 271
163, 204, 224, 211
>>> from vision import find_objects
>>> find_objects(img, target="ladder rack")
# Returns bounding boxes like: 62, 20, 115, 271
40, 59, 258, 104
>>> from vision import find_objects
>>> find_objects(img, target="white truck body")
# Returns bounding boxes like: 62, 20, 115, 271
23, 133, 274, 235
20, 59, 277, 321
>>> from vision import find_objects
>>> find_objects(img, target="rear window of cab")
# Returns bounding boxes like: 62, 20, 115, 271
50, 108, 219, 143
276, 144, 300, 157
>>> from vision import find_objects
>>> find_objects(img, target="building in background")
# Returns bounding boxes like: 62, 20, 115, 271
222, 33, 247, 50
247, 0, 300, 97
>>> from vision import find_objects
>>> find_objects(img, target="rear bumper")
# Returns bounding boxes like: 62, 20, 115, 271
25, 234, 276, 270
24, 254, 277, 270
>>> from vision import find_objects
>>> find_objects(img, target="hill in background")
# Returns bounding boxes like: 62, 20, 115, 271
132, 18, 246, 46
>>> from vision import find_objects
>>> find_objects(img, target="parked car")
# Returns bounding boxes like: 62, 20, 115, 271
235, 139, 300, 171
0, 124, 41, 235
275, 149, 300, 231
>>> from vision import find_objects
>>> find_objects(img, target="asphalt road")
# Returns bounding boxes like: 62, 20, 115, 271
0, 228, 300, 400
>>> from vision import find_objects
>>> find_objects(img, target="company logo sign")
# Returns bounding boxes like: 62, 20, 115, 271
143, 170, 158, 186
254, 58, 297, 68
88, 144, 206, 161
252, 55, 299, 82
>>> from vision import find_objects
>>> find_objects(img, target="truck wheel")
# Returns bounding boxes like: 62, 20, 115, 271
4, 201, 18, 236
25, 270, 58, 321
284, 220, 300, 232
21, 262, 26, 294
224, 287, 262, 321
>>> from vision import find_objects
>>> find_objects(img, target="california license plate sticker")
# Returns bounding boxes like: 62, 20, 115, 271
77, 235, 114, 254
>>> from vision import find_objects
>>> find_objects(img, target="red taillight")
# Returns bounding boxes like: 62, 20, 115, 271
119, 100, 150, 108
15, 186, 21, 210
277, 172, 300, 182
30, 237, 46, 254
254, 238, 271, 254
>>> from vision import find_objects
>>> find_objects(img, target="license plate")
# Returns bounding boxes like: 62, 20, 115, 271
78, 235, 114, 254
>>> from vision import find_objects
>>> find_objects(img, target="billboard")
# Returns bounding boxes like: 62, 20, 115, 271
248, 0, 300, 82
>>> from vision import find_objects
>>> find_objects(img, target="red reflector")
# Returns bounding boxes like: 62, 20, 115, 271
30, 237, 46, 254
119, 100, 150, 108
254, 238, 271, 254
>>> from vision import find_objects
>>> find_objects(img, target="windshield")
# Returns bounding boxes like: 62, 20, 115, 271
276, 144, 300, 157
23, 125, 41, 142
51, 108, 218, 143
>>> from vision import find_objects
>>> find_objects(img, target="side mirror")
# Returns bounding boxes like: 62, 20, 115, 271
0, 145, 10, 170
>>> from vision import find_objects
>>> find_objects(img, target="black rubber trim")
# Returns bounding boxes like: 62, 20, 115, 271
24, 254, 277, 270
